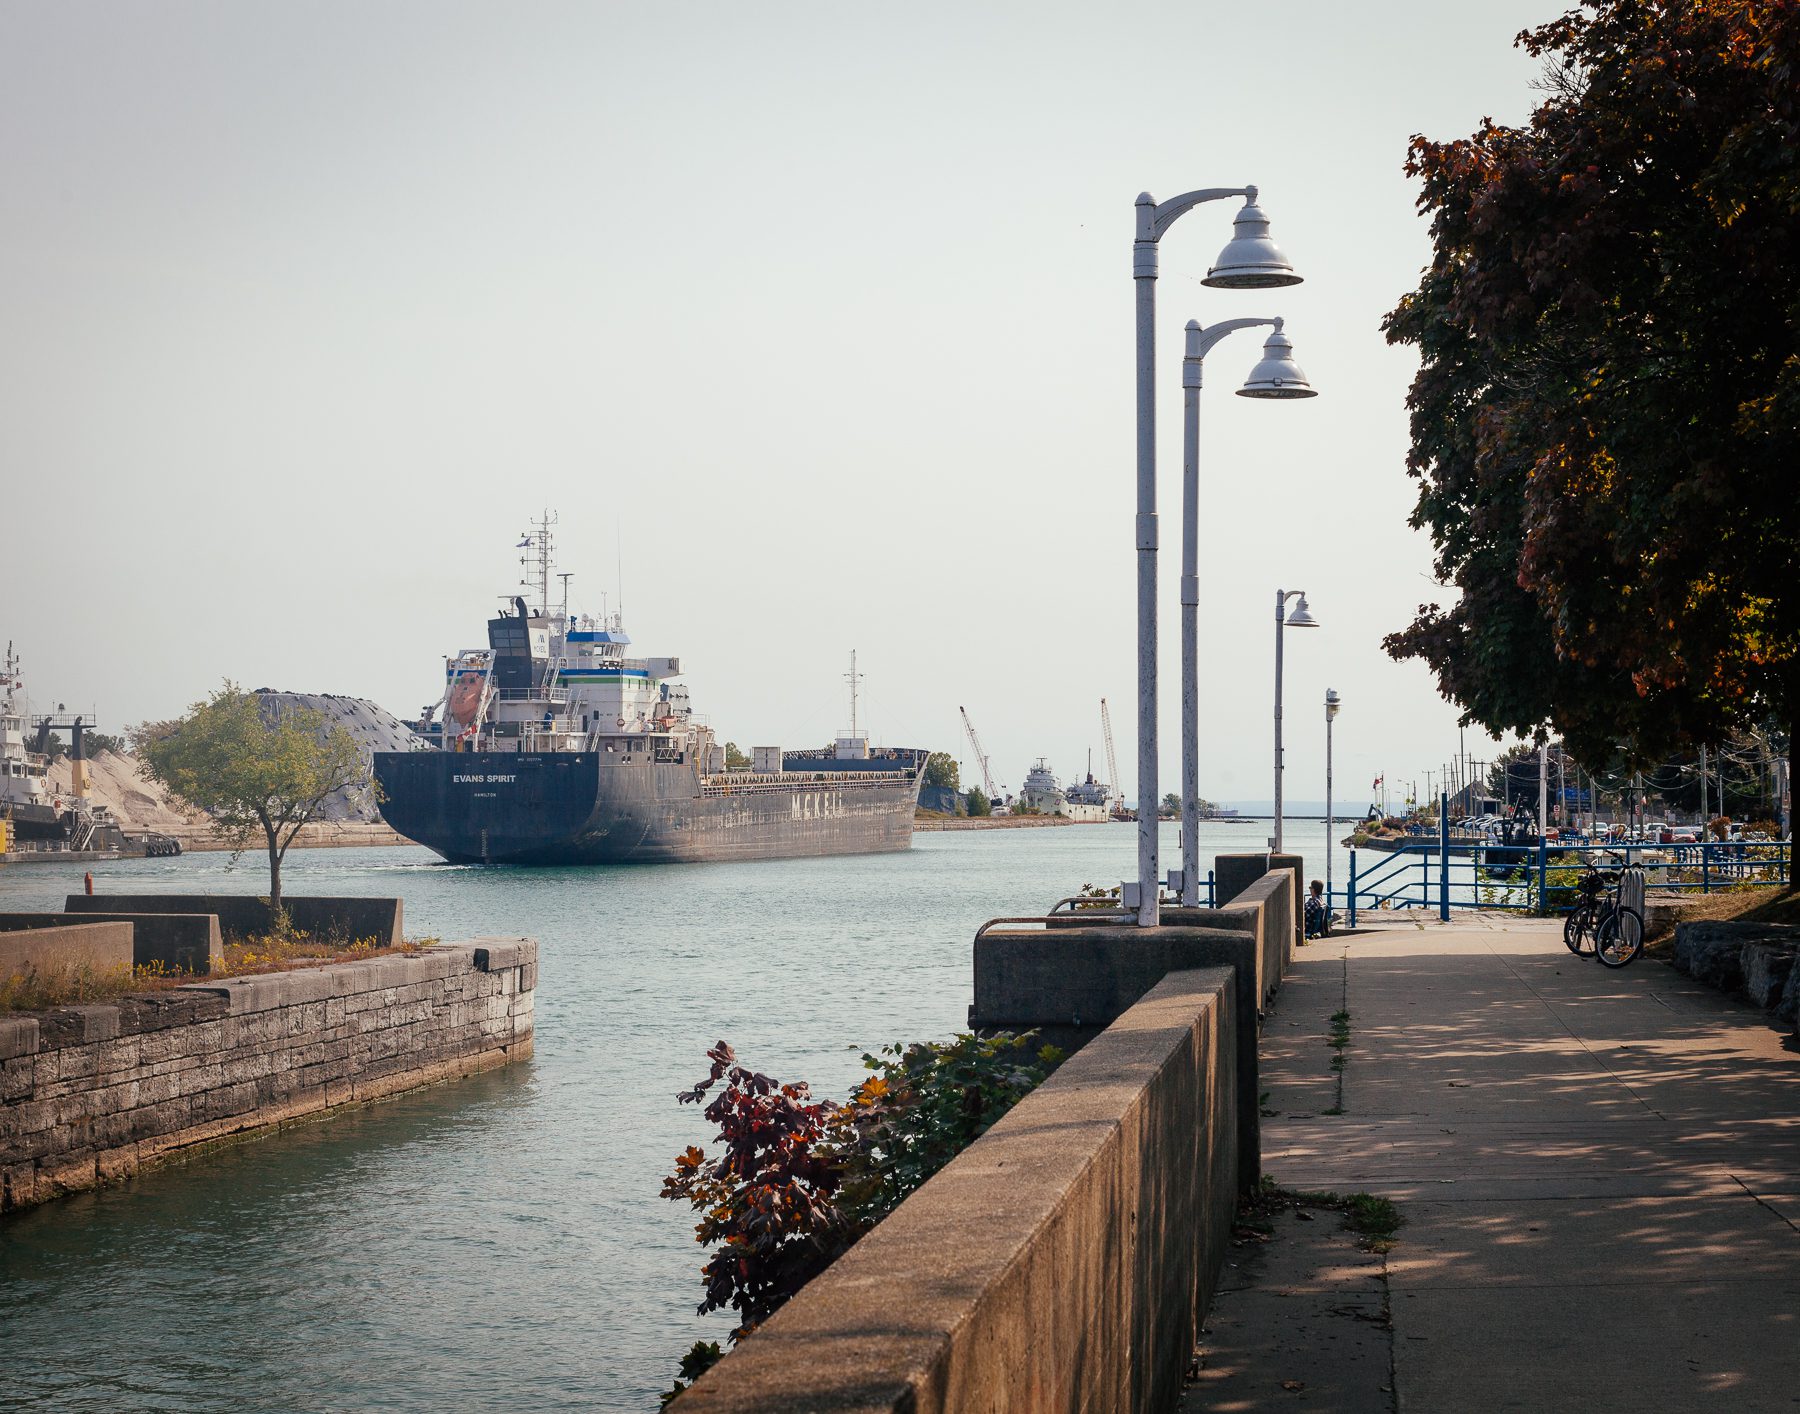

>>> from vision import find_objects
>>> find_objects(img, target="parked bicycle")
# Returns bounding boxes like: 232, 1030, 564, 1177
1563, 855, 1645, 967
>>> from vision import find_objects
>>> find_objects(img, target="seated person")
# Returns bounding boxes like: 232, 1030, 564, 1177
1304, 879, 1331, 939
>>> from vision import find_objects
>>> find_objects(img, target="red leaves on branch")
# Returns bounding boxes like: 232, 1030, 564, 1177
661, 1042, 855, 1340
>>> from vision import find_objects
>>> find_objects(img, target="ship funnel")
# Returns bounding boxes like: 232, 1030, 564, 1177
71, 718, 90, 801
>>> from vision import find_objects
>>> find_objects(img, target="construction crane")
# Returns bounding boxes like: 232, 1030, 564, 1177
959, 706, 1004, 804
1100, 698, 1123, 813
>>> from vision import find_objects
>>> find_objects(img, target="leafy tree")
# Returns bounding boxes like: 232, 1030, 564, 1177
1383, 1, 1800, 768
136, 684, 367, 911
724, 741, 752, 769
1162, 792, 1180, 816
923, 752, 960, 791
966, 785, 992, 817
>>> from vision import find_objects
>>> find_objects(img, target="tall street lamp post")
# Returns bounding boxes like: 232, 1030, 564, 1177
1131, 188, 1301, 926
1177, 318, 1316, 905
1273, 589, 1319, 853
1325, 688, 1341, 908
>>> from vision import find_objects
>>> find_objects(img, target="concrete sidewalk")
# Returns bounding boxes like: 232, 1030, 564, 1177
1193, 916, 1800, 1413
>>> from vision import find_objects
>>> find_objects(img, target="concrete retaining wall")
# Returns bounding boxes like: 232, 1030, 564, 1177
972, 924, 1258, 1196
0, 923, 134, 981
64, 894, 402, 948
0, 937, 535, 1212
1211, 872, 1294, 1004
0, 913, 223, 975
1213, 851, 1302, 951
674, 966, 1238, 1414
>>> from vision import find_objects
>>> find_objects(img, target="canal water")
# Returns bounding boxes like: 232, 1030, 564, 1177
0, 820, 1350, 1413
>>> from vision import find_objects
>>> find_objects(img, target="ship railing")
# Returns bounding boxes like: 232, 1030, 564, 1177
699, 771, 914, 796
495, 688, 571, 704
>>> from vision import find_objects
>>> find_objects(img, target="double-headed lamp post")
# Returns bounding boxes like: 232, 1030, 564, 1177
1273, 589, 1319, 853
1132, 187, 1302, 926
1177, 319, 1317, 905
1325, 688, 1341, 907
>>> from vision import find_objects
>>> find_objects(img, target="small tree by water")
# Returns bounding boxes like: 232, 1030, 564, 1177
137, 684, 367, 912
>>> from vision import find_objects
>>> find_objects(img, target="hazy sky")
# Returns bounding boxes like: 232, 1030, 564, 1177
1, 1, 1556, 806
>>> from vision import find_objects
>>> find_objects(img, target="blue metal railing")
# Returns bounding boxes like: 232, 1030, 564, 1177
1343, 826, 1789, 927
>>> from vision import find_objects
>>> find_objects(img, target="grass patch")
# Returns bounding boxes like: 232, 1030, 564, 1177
1241, 1178, 1404, 1253
220, 931, 437, 975
1327, 1008, 1351, 1073
1344, 1193, 1404, 1251
1, 961, 149, 1012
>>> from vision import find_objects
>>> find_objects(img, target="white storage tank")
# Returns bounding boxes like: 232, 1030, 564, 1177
753, 746, 783, 774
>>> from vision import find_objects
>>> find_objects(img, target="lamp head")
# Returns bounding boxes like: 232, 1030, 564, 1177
1325, 687, 1341, 719
1286, 595, 1319, 628
1203, 200, 1302, 289
1237, 321, 1317, 400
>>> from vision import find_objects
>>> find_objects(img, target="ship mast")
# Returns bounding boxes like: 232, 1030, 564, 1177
845, 649, 862, 741
517, 510, 558, 616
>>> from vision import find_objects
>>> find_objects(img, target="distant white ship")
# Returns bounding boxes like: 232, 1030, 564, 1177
1021, 758, 1110, 823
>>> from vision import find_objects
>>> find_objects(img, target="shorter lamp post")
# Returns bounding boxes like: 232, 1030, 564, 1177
1273, 589, 1318, 853
1325, 688, 1340, 908
1177, 317, 1316, 905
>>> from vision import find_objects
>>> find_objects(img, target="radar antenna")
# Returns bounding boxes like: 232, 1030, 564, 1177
516, 510, 558, 617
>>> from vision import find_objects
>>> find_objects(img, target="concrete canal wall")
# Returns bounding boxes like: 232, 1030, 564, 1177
0, 938, 535, 1213
673, 965, 1239, 1414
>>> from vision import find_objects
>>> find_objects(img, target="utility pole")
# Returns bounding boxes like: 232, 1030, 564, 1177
1538, 741, 1549, 841
1700, 744, 1709, 824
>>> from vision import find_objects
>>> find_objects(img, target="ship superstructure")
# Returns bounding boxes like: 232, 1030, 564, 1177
374, 522, 927, 865
1020, 758, 1067, 816
1062, 766, 1113, 824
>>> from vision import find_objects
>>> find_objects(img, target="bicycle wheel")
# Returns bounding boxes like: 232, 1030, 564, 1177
1563, 905, 1597, 957
1595, 906, 1645, 967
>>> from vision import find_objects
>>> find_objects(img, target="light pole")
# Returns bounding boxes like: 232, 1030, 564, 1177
1325, 688, 1340, 906
1130, 187, 1301, 927
1177, 318, 1316, 905
1273, 589, 1318, 853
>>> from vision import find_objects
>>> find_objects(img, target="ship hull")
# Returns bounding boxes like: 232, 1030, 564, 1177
373, 750, 923, 865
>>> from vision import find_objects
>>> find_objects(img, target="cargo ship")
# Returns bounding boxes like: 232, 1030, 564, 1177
372, 528, 927, 865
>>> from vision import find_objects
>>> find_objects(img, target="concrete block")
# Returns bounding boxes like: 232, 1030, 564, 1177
1, 1054, 32, 1102
472, 938, 533, 972
0, 1017, 41, 1062
390, 948, 453, 983
93, 1037, 141, 1075
113, 990, 229, 1036
4, 912, 223, 975
55, 1045, 98, 1082
0, 921, 135, 982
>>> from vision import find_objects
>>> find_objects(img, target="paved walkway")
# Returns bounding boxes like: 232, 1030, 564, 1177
1190, 916, 1800, 1413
